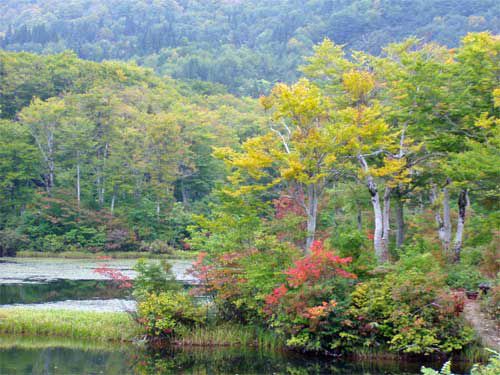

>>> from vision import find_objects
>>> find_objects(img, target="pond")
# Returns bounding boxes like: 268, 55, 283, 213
0, 257, 473, 374
0, 257, 193, 312
0, 335, 466, 375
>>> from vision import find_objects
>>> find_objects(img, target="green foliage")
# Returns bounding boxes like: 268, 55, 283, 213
421, 361, 452, 375
1, 0, 497, 95
445, 265, 487, 291
481, 285, 500, 322
345, 253, 474, 354
137, 291, 206, 340
132, 259, 180, 301
421, 351, 500, 375
0, 228, 28, 256
471, 351, 500, 375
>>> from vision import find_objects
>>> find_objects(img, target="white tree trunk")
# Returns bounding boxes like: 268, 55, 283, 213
395, 190, 404, 248
431, 184, 452, 253
382, 186, 391, 256
305, 184, 318, 254
358, 154, 389, 263
453, 189, 468, 262
76, 153, 81, 210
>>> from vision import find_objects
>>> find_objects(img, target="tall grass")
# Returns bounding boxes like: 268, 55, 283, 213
0, 308, 139, 342
175, 324, 284, 350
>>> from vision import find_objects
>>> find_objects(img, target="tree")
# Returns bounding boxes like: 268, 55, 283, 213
216, 79, 346, 253
19, 97, 66, 194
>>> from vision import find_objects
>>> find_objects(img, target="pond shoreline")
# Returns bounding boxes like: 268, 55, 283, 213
0, 307, 487, 365
13, 250, 198, 260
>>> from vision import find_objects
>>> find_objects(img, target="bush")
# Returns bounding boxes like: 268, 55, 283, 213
264, 240, 357, 352
137, 291, 206, 340
0, 228, 28, 256
133, 259, 180, 300
140, 240, 174, 255
345, 257, 473, 355
41, 234, 66, 252
421, 350, 500, 375
481, 284, 500, 322
189, 234, 299, 324
446, 265, 486, 291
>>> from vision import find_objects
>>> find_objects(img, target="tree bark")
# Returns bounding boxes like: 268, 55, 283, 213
453, 189, 468, 263
356, 203, 363, 232
180, 179, 189, 206
305, 184, 318, 254
358, 154, 389, 263
430, 184, 452, 253
395, 190, 405, 248
76, 151, 81, 210
382, 186, 391, 254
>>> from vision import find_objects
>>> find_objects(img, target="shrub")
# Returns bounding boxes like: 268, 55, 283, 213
140, 240, 174, 255
0, 228, 28, 256
133, 259, 180, 300
345, 258, 474, 354
446, 265, 486, 291
421, 351, 500, 375
137, 291, 206, 340
481, 284, 500, 322
188, 234, 299, 323
264, 240, 357, 352
41, 234, 66, 252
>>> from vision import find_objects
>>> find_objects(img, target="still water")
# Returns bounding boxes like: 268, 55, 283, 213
0, 335, 461, 375
0, 257, 193, 311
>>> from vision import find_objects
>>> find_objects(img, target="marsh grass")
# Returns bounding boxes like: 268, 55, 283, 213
16, 250, 198, 259
0, 308, 139, 342
175, 324, 284, 350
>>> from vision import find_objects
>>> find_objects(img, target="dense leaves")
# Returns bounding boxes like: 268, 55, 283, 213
0, 1, 498, 95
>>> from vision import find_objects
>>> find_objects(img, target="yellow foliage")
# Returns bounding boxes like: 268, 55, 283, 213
342, 70, 375, 101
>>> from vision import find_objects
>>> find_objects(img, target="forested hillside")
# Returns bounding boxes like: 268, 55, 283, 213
1, 0, 498, 95
0, 51, 264, 254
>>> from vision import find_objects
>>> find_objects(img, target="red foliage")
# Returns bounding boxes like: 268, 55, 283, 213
265, 284, 288, 305
285, 240, 356, 288
94, 264, 132, 289
273, 194, 305, 219
264, 240, 356, 326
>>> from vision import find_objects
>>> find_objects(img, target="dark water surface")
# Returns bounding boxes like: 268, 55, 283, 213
0, 336, 467, 375
0, 257, 192, 311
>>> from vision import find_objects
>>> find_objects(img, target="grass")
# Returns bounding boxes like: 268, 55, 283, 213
0, 308, 139, 342
15, 250, 198, 260
175, 324, 284, 350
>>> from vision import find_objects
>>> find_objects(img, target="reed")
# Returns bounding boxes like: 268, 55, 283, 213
0, 308, 139, 342
174, 324, 284, 350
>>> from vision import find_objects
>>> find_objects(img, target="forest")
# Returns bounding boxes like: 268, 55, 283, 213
0, 0, 499, 95
0, 1, 499, 373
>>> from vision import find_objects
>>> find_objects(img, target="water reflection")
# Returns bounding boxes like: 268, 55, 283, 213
0, 336, 468, 375
0, 280, 128, 305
